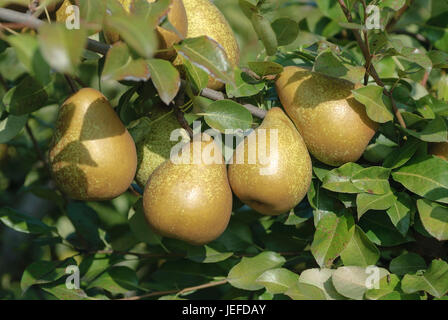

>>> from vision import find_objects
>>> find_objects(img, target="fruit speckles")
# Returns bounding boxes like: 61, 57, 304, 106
276, 66, 378, 167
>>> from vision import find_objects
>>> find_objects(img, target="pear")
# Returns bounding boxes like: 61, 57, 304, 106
49, 88, 137, 201
103, 0, 188, 60
142, 134, 232, 245
228, 107, 312, 215
179, 0, 240, 90
276, 66, 378, 167
135, 106, 187, 188
429, 142, 448, 161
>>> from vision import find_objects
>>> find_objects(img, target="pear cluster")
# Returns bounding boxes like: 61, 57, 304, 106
48, 0, 388, 246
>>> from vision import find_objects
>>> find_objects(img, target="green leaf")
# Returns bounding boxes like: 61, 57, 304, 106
186, 246, 233, 264
417, 199, 448, 241
390, 253, 426, 276
78, 0, 107, 33
226, 68, 264, 98
174, 36, 234, 86
3, 76, 49, 115
271, 18, 299, 46
0, 207, 55, 235
402, 259, 448, 298
0, 114, 27, 143
351, 166, 391, 195
87, 266, 140, 294
313, 50, 365, 84
298, 268, 345, 300
352, 85, 394, 123
41, 282, 89, 300
227, 251, 286, 291
183, 57, 209, 93
21, 258, 76, 292
248, 61, 283, 78
340, 225, 380, 267
307, 179, 339, 224
400, 116, 448, 143
379, 0, 406, 10
128, 199, 163, 246
67, 202, 104, 250
321, 162, 364, 193
311, 210, 355, 268
255, 268, 299, 294
356, 190, 396, 218
332, 266, 389, 300
101, 42, 150, 82
284, 282, 327, 300
79, 254, 112, 284
386, 192, 413, 236
383, 137, 421, 169
392, 156, 448, 204
38, 23, 88, 74
365, 274, 402, 300
147, 59, 181, 105
201, 100, 253, 133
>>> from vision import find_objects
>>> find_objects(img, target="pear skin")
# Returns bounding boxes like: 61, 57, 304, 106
180, 0, 240, 90
49, 88, 137, 201
275, 66, 378, 167
429, 142, 448, 161
228, 107, 312, 215
143, 134, 232, 245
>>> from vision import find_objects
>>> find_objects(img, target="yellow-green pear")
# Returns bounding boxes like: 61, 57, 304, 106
276, 66, 378, 167
429, 142, 448, 161
143, 134, 232, 245
135, 106, 188, 188
180, 0, 240, 90
228, 107, 312, 216
49, 88, 137, 201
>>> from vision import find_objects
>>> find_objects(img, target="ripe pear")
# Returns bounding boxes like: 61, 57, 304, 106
135, 106, 188, 188
228, 107, 312, 215
142, 134, 232, 245
49, 88, 137, 201
275, 66, 378, 167
429, 142, 448, 161
104, 0, 188, 60
179, 0, 240, 90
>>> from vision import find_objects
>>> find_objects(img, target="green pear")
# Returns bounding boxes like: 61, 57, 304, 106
276, 66, 378, 166
143, 134, 232, 245
228, 107, 312, 215
49, 88, 137, 201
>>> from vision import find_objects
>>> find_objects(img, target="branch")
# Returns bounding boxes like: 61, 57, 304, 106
120, 279, 228, 300
337, 0, 406, 129
386, 1, 412, 32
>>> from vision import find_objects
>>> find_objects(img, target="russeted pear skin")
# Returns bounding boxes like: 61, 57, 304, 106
228, 107, 312, 216
135, 106, 185, 188
49, 88, 137, 201
181, 0, 240, 90
429, 142, 448, 161
143, 135, 232, 245
275, 66, 378, 167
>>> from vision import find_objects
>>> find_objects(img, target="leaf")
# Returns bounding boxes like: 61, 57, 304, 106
21, 258, 76, 292
201, 100, 253, 133
3, 76, 49, 115
183, 57, 209, 93
390, 253, 427, 276
248, 61, 283, 78
332, 266, 389, 300
284, 282, 327, 300
186, 246, 233, 264
392, 156, 448, 204
299, 268, 346, 300
174, 36, 234, 86
271, 18, 299, 46
313, 50, 365, 84
365, 274, 402, 300
128, 199, 163, 246
101, 42, 150, 82
307, 180, 339, 225
356, 190, 396, 218
311, 210, 355, 268
255, 268, 299, 294
417, 199, 448, 241
0, 207, 55, 235
352, 85, 394, 123
0, 114, 28, 143
87, 266, 140, 294
38, 23, 87, 74
226, 68, 264, 98
402, 259, 448, 298
321, 162, 364, 193
41, 283, 89, 300
379, 0, 406, 10
383, 137, 421, 169
227, 252, 285, 291
340, 226, 380, 267
67, 202, 103, 250
400, 116, 448, 143
351, 166, 391, 195
147, 59, 181, 105
386, 192, 413, 236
